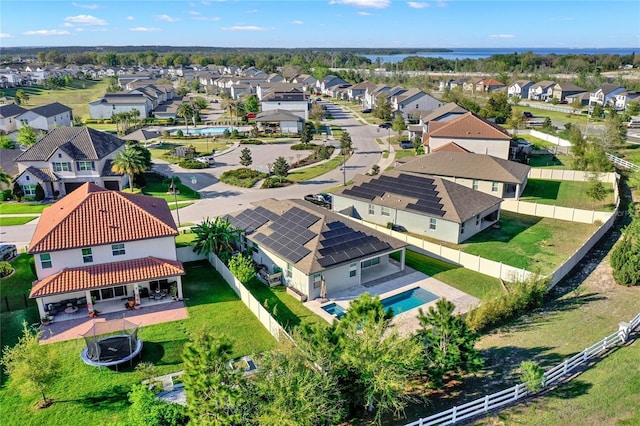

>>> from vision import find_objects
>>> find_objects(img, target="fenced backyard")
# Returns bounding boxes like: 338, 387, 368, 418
404, 312, 640, 426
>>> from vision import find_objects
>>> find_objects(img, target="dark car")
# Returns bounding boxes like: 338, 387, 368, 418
391, 224, 407, 233
522, 111, 533, 120
399, 140, 414, 149
304, 194, 331, 208
0, 244, 17, 261
378, 122, 392, 129
361, 108, 372, 114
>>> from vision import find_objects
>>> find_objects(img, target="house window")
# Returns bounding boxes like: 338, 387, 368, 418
53, 162, 71, 172
349, 262, 357, 277
112, 243, 125, 256
40, 253, 52, 269
82, 248, 93, 263
472, 180, 479, 190
429, 218, 437, 230
286, 263, 292, 278
252, 242, 258, 254
460, 223, 465, 234
476, 214, 480, 226
361, 257, 380, 268
23, 184, 36, 196
368, 204, 375, 215
492, 182, 499, 192
76, 161, 95, 171
57, 153, 62, 158
381, 206, 390, 217
313, 273, 322, 289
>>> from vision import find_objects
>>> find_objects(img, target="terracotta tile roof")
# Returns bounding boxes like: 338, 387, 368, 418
427, 112, 512, 140
28, 183, 178, 253
30, 256, 185, 297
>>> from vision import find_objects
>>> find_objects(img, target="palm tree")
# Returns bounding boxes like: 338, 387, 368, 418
192, 217, 241, 261
177, 103, 194, 135
130, 108, 141, 131
111, 147, 148, 191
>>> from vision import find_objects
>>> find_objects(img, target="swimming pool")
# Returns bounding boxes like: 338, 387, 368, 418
170, 127, 230, 135
380, 287, 439, 316
321, 302, 346, 318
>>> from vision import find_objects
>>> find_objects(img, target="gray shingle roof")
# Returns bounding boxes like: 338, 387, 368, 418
0, 103, 27, 118
18, 166, 59, 182
15, 127, 125, 162
254, 109, 303, 122
26, 102, 72, 118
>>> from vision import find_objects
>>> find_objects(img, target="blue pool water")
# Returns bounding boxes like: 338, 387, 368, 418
380, 287, 439, 316
171, 127, 230, 135
321, 303, 346, 318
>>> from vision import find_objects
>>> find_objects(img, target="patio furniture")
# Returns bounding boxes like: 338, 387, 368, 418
64, 305, 78, 314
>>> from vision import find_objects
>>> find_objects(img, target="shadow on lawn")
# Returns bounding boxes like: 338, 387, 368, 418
464, 212, 543, 244
521, 179, 561, 201
74, 385, 131, 409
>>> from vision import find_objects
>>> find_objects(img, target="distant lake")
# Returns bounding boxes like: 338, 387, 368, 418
365, 48, 637, 63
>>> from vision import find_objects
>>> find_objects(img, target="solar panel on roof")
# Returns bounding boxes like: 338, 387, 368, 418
408, 203, 446, 217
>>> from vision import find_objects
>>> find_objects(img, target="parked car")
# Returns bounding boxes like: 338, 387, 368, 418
522, 111, 533, 120
391, 224, 407, 233
0, 244, 17, 261
195, 155, 215, 166
399, 140, 414, 149
304, 194, 332, 208
361, 108, 372, 114
245, 113, 257, 119
627, 119, 640, 128
378, 122, 392, 129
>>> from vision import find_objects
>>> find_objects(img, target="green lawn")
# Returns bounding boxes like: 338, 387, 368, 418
0, 216, 37, 226
288, 156, 346, 183
393, 150, 417, 161
393, 250, 504, 301
0, 254, 35, 297
175, 231, 197, 248
136, 172, 201, 202
3, 79, 110, 119
455, 212, 598, 275
244, 278, 325, 331
513, 105, 590, 127
0, 202, 49, 214
528, 154, 574, 169
0, 260, 277, 424
149, 140, 231, 163
520, 179, 616, 211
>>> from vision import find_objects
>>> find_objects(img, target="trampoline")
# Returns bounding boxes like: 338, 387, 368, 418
81, 318, 143, 368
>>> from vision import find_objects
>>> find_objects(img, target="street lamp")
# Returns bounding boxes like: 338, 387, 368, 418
170, 174, 180, 228
388, 127, 391, 153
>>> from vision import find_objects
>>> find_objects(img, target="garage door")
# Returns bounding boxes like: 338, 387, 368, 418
103, 180, 120, 191
64, 182, 84, 194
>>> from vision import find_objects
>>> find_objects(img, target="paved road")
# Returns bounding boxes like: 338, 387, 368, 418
1, 102, 389, 244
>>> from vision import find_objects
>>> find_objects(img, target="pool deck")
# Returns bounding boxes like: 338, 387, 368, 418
305, 265, 480, 336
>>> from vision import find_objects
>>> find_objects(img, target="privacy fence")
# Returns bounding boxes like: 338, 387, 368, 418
404, 313, 640, 426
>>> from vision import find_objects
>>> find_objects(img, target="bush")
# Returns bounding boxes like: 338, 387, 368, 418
465, 277, 549, 332
520, 361, 545, 392
261, 177, 287, 188
0, 261, 14, 278
220, 168, 267, 188
34, 183, 45, 201
176, 130, 184, 138
610, 223, 640, 286
1, 189, 12, 201
178, 159, 208, 169
240, 139, 263, 145
228, 253, 256, 284
291, 143, 319, 150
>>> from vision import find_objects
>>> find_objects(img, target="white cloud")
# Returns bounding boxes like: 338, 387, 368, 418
0, 33, 14, 38
23, 29, 71, 36
489, 34, 515, 39
329, 0, 390, 8
246, 9, 259, 13
61, 23, 74, 27
221, 25, 271, 31
408, 2, 430, 8
72, 2, 98, 9
126, 16, 134, 21
64, 14, 107, 26
193, 16, 221, 21
155, 14, 181, 22
357, 11, 372, 16
130, 27, 161, 32
291, 20, 304, 25
189, 10, 201, 15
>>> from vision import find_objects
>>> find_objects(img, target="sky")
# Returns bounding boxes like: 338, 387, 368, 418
1, 0, 639, 49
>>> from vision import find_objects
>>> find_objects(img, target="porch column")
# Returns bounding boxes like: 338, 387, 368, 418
134, 285, 140, 305
515, 183, 521, 200
36, 298, 46, 320
400, 248, 406, 271
176, 276, 184, 300
85, 290, 94, 312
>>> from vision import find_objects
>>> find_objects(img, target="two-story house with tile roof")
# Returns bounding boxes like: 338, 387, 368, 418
422, 112, 513, 160
14, 127, 127, 197
28, 183, 185, 321
15, 102, 73, 132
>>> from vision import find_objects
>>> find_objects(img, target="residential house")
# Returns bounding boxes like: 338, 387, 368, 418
408, 102, 468, 141
422, 112, 513, 159
15, 102, 73, 132
390, 88, 443, 119
267, 73, 285, 83
551, 82, 586, 102
613, 90, 640, 111
260, 88, 310, 120
28, 182, 185, 321
317, 75, 348, 96
395, 151, 530, 199
225, 199, 408, 300
255, 83, 304, 101
0, 103, 27, 134
565, 91, 591, 106
89, 93, 153, 119
14, 127, 127, 197
589, 84, 626, 106
289, 74, 318, 92
347, 81, 376, 105
528, 81, 556, 101
254, 109, 304, 134
463, 78, 484, 93
0, 149, 20, 189
475, 79, 506, 93
332, 171, 502, 244
439, 78, 467, 91
508, 80, 534, 99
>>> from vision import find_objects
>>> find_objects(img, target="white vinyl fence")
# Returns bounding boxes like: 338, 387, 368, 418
528, 169, 617, 183
501, 200, 614, 224
207, 252, 293, 343
606, 152, 640, 171
405, 313, 640, 426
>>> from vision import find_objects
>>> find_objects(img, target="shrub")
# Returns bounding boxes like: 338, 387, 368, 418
261, 177, 287, 188
291, 143, 319, 150
520, 361, 545, 392
176, 130, 184, 138
610, 222, 640, 286
0, 261, 14, 278
240, 139, 263, 145
220, 168, 267, 188
161, 130, 170, 138
228, 253, 256, 284
1, 189, 12, 201
34, 183, 45, 201
178, 159, 208, 169
465, 277, 548, 332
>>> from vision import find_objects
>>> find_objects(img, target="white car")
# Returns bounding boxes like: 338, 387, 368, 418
195, 156, 215, 166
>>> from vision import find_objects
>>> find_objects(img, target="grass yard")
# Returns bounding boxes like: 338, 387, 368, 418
175, 231, 197, 248
392, 250, 504, 301
515, 134, 559, 150
3, 79, 110, 119
149, 140, 231, 163
135, 172, 200, 202
0, 260, 277, 424
520, 179, 616, 211
513, 105, 590, 127
527, 154, 574, 169
0, 202, 50, 214
457, 212, 598, 275
244, 278, 325, 331
288, 156, 345, 183
0, 216, 37, 226
393, 150, 417, 161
